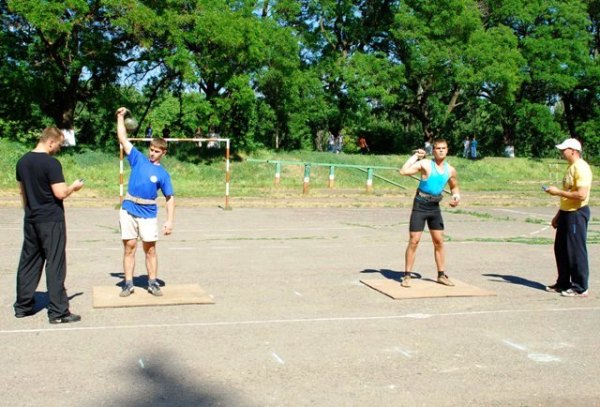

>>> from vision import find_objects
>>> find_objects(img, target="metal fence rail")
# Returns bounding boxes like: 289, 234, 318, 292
246, 158, 411, 194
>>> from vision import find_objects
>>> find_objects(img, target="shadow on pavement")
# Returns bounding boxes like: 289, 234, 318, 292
360, 268, 422, 281
99, 350, 249, 407
110, 272, 165, 288
483, 273, 546, 291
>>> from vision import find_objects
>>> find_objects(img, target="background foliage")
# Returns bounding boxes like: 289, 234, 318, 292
1, 0, 599, 158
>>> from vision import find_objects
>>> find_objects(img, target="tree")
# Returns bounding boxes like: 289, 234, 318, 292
1, 0, 142, 135
485, 0, 596, 156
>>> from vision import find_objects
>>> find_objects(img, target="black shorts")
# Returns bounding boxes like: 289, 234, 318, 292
409, 198, 444, 232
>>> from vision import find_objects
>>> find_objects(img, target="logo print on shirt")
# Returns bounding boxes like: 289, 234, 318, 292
150, 175, 158, 183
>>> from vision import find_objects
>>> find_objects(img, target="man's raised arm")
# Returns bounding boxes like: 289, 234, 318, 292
116, 107, 133, 155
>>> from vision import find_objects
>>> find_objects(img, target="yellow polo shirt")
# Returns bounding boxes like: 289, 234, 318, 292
560, 158, 592, 211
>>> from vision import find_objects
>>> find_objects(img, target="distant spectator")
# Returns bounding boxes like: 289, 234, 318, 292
335, 133, 344, 154
469, 135, 478, 159
145, 124, 153, 138
327, 131, 335, 153
162, 127, 171, 138
358, 136, 370, 154
462, 136, 470, 158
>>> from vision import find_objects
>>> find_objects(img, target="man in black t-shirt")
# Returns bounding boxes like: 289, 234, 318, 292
15, 127, 84, 324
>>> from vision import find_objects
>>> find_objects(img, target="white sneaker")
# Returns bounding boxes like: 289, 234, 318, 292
561, 289, 588, 297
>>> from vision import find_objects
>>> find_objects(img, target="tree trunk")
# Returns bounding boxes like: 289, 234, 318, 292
562, 93, 578, 138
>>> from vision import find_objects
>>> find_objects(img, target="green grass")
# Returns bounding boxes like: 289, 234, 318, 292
2, 138, 598, 202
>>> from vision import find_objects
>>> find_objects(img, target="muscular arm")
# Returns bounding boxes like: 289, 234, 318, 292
400, 150, 426, 176
51, 179, 84, 200
448, 167, 460, 195
545, 185, 589, 201
116, 107, 133, 155
447, 167, 461, 207
18, 182, 26, 208
162, 195, 175, 235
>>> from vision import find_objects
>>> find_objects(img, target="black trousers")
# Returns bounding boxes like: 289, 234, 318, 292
554, 207, 590, 292
14, 221, 70, 318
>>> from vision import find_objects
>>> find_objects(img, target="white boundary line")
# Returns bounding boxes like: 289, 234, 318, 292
1, 306, 598, 335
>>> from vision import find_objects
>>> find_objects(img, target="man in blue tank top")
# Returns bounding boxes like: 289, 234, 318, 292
116, 107, 175, 298
399, 138, 461, 287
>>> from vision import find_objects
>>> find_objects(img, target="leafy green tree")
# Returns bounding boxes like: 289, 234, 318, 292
485, 0, 596, 156
1, 0, 139, 136
389, 0, 488, 147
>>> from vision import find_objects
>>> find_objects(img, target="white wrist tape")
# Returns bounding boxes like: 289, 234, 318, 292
452, 194, 461, 201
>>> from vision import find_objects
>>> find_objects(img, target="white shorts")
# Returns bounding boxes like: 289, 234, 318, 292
119, 209, 159, 242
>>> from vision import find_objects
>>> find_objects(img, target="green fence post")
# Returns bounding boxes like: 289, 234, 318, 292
274, 161, 281, 185
366, 167, 374, 193
328, 166, 335, 188
303, 164, 311, 194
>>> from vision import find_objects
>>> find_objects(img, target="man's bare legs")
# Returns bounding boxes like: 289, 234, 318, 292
123, 239, 137, 282
402, 231, 422, 286
430, 229, 445, 272
121, 239, 160, 296
431, 229, 454, 285
143, 241, 157, 280
402, 229, 453, 287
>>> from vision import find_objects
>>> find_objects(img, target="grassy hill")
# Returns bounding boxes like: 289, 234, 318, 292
2, 138, 598, 208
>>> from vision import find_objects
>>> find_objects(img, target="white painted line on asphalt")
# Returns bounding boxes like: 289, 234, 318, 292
1, 306, 599, 335
197, 227, 364, 234
528, 353, 560, 362
169, 247, 197, 250
383, 347, 413, 358
502, 339, 527, 351
271, 352, 285, 365
405, 313, 432, 319
527, 226, 550, 235
502, 339, 561, 363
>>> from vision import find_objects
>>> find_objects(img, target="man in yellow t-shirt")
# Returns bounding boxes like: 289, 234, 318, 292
544, 138, 593, 297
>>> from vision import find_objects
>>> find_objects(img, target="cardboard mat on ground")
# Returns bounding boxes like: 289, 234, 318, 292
361, 278, 496, 300
93, 284, 214, 308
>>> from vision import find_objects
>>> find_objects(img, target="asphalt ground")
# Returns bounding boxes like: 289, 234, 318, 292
0, 204, 599, 407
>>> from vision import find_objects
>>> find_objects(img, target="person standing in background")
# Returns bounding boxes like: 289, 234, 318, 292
462, 136, 470, 158
14, 127, 84, 324
544, 138, 593, 297
469, 135, 478, 159
358, 136, 370, 154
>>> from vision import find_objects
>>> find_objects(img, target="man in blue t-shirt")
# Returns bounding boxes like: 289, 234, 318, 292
399, 139, 461, 288
116, 107, 175, 297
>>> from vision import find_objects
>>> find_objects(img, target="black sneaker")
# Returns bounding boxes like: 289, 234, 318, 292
545, 284, 565, 293
49, 313, 81, 324
15, 310, 35, 319
148, 282, 163, 297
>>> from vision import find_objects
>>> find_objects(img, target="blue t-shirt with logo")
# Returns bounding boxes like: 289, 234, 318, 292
122, 147, 174, 218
